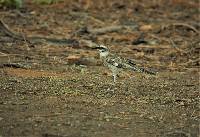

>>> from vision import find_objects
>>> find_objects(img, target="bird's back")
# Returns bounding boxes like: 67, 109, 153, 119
102, 53, 136, 69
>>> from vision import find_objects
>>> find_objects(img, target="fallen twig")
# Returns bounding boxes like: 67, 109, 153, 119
0, 19, 25, 40
182, 58, 200, 66
162, 22, 199, 34
0, 63, 31, 69
89, 25, 125, 35
169, 38, 187, 54
131, 45, 171, 49
69, 11, 105, 25
76, 25, 138, 35
0, 51, 8, 56
0, 19, 79, 46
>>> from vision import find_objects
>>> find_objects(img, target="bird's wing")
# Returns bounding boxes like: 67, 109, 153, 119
104, 54, 157, 75
104, 54, 124, 68
105, 54, 135, 69
125, 58, 137, 66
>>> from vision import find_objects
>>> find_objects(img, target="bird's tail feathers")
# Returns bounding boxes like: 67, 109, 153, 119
132, 67, 157, 75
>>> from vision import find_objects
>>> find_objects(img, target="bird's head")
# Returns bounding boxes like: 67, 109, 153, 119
94, 44, 109, 58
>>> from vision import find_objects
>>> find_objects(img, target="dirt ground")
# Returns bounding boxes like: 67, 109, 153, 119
0, 0, 199, 137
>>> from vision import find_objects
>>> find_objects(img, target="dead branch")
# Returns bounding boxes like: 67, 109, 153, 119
0, 19, 79, 46
0, 63, 31, 69
162, 22, 199, 34
149, 34, 170, 43
69, 11, 105, 25
77, 25, 138, 35
89, 25, 125, 35
0, 19, 25, 40
169, 38, 187, 54
130, 44, 171, 49
182, 58, 200, 66
149, 34, 188, 54
0, 51, 8, 56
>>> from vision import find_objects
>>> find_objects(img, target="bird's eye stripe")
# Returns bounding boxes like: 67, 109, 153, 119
101, 49, 107, 52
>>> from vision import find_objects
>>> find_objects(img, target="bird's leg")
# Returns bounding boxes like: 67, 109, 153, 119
112, 68, 120, 84
112, 73, 117, 83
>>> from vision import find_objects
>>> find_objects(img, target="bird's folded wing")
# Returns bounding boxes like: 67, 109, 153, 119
105, 54, 135, 69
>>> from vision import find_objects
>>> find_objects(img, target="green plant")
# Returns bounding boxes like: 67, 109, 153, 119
0, 0, 23, 8
33, 0, 61, 4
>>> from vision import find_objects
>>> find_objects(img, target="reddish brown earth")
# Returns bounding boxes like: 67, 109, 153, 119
0, 0, 199, 137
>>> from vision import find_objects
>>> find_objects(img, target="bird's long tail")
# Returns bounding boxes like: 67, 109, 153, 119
132, 66, 157, 75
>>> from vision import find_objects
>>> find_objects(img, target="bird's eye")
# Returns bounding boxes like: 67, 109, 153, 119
101, 49, 107, 52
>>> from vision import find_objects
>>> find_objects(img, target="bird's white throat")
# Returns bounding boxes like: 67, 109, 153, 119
100, 51, 109, 58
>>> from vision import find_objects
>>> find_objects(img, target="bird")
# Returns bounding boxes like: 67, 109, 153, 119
94, 44, 156, 83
